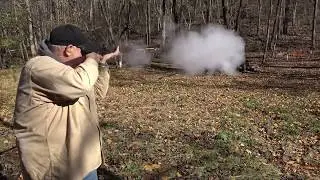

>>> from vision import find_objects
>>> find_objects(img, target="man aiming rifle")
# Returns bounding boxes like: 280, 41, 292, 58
13, 24, 120, 180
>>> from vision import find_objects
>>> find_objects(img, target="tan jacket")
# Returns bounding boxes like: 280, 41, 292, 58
13, 55, 110, 180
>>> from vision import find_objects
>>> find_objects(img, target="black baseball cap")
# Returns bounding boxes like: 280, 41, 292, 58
48, 24, 98, 55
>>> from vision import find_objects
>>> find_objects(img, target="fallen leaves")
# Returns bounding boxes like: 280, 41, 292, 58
1, 67, 320, 178
143, 163, 161, 172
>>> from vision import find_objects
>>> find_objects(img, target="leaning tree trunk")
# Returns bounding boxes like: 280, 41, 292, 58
312, 0, 319, 50
25, 0, 37, 57
263, 0, 273, 62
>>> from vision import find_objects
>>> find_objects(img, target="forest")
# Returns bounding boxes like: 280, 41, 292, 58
0, 0, 319, 66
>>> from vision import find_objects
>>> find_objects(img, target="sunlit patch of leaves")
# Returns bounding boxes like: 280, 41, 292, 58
308, 118, 320, 133
0, 68, 19, 118
241, 97, 261, 110
122, 161, 142, 177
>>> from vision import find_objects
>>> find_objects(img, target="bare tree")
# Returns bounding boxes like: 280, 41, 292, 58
312, 0, 318, 50
193, 0, 198, 22
172, 0, 179, 24
271, 0, 283, 53
221, 0, 229, 28
263, 0, 273, 62
161, 0, 166, 47
205, 0, 213, 24
292, 0, 298, 26
235, 0, 243, 32
283, 0, 291, 34
257, 0, 262, 35
99, 0, 115, 44
25, 0, 36, 57
89, 0, 95, 28
146, 0, 151, 45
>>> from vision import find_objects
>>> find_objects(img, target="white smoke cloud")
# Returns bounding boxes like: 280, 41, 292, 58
168, 25, 245, 75
122, 42, 151, 67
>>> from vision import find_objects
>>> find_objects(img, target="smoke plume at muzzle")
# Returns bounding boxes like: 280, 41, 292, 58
122, 43, 152, 67
168, 25, 245, 75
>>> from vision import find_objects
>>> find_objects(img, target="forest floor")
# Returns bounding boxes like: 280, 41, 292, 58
0, 56, 319, 179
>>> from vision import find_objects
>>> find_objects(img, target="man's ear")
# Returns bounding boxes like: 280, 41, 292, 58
64, 45, 73, 57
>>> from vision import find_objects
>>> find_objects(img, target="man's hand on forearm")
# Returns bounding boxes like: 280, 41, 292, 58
85, 46, 121, 65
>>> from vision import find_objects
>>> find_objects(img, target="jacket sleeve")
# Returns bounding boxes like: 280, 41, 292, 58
94, 66, 110, 99
29, 57, 99, 101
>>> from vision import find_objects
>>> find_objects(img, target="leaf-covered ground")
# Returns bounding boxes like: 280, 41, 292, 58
0, 67, 319, 179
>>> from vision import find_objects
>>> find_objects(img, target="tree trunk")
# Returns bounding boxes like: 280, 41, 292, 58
221, 0, 229, 28
209, 0, 213, 24
99, 0, 115, 44
38, 1, 46, 40
263, 0, 273, 62
12, 0, 17, 21
89, 0, 94, 28
172, 0, 179, 24
162, 0, 166, 47
50, 0, 56, 29
22, 41, 29, 61
0, 50, 3, 69
303, 2, 308, 25
146, 0, 151, 46
19, 43, 25, 63
283, 0, 291, 34
193, 0, 198, 21
278, 0, 285, 35
257, 0, 262, 35
202, 11, 206, 24
125, 1, 132, 40
192, 0, 198, 26
34, 29, 39, 51
205, 0, 212, 24
312, 0, 319, 50
270, 0, 282, 51
235, 0, 243, 32
292, 0, 297, 26
25, 0, 37, 57
215, 0, 221, 23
